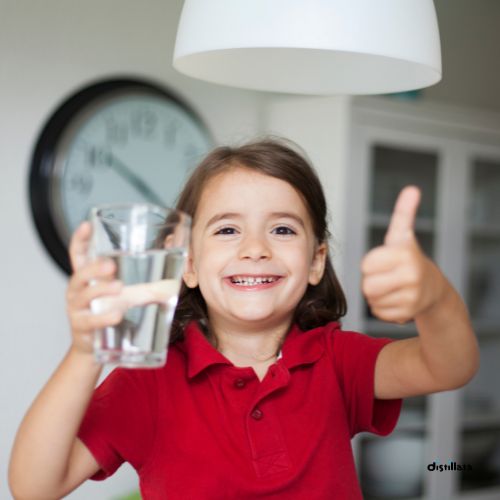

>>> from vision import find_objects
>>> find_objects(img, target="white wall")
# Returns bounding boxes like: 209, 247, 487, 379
0, 1, 265, 499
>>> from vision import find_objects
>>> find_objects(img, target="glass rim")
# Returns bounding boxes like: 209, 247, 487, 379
90, 202, 191, 227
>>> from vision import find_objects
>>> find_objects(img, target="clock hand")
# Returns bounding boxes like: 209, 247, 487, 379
106, 151, 166, 207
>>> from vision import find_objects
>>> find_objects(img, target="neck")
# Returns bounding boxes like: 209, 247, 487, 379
207, 318, 289, 363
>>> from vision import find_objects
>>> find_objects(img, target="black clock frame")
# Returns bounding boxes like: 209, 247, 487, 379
29, 77, 211, 275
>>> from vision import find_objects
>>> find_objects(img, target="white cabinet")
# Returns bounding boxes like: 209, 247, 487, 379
345, 98, 500, 500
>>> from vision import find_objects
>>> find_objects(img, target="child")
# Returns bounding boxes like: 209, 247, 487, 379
9, 137, 479, 499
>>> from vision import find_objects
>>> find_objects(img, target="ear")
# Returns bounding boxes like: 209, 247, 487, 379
308, 242, 327, 286
182, 247, 199, 288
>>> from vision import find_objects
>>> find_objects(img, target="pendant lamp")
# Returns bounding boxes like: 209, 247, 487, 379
173, 0, 442, 95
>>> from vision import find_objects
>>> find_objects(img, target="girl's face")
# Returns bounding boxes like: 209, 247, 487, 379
183, 167, 327, 332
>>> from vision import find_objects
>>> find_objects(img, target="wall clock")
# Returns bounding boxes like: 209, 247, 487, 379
29, 78, 214, 274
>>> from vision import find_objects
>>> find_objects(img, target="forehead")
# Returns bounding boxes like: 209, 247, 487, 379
195, 167, 311, 223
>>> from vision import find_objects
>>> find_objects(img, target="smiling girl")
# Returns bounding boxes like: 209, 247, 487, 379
9, 138, 479, 499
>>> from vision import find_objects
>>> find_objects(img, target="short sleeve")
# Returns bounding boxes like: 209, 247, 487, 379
328, 325, 402, 437
77, 367, 158, 480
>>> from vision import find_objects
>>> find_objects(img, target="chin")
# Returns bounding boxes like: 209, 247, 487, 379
232, 308, 292, 325
234, 313, 274, 323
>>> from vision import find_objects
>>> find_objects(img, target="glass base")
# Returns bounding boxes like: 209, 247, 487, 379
94, 349, 166, 368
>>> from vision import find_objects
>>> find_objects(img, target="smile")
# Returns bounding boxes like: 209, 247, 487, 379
224, 275, 283, 290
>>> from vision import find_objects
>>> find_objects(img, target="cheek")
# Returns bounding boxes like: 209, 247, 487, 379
194, 240, 228, 280
286, 242, 315, 269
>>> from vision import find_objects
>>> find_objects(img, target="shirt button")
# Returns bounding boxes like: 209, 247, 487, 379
234, 378, 246, 389
251, 408, 263, 420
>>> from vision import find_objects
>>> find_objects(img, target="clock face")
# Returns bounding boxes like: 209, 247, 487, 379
52, 90, 212, 244
30, 79, 214, 274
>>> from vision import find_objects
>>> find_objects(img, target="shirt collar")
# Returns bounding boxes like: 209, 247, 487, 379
179, 320, 331, 380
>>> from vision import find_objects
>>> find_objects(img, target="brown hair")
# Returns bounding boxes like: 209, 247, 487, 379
169, 137, 347, 343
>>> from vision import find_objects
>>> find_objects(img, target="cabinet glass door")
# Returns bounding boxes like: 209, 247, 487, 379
359, 143, 438, 499
459, 158, 500, 493
364, 144, 438, 333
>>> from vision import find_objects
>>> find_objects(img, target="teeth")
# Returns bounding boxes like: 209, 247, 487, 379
230, 276, 278, 285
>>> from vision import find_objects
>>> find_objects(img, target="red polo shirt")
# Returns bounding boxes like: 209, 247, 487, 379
78, 320, 402, 499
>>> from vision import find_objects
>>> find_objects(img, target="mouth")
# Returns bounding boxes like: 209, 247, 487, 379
224, 275, 284, 290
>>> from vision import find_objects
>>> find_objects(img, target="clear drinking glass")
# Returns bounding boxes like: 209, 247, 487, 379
88, 203, 191, 368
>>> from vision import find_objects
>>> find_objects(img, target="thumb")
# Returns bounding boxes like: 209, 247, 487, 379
68, 221, 93, 272
384, 186, 421, 246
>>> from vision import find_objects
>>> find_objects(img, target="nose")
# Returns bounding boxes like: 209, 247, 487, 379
237, 232, 271, 261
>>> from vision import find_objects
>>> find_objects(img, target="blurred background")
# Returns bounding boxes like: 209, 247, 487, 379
1, 1, 499, 499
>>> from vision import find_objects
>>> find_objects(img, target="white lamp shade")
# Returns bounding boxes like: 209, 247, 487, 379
173, 0, 442, 95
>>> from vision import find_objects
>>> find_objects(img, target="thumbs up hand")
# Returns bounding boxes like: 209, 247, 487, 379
361, 186, 447, 324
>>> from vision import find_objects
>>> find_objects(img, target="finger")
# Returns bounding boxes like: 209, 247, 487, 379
367, 287, 416, 309
361, 246, 406, 276
369, 305, 412, 325
70, 308, 123, 333
67, 258, 116, 299
362, 272, 402, 300
384, 186, 421, 247
118, 279, 181, 308
89, 279, 181, 314
69, 279, 123, 310
69, 221, 93, 272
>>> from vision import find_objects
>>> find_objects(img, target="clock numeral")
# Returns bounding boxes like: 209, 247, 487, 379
86, 147, 113, 168
105, 117, 128, 145
131, 109, 157, 139
69, 172, 93, 196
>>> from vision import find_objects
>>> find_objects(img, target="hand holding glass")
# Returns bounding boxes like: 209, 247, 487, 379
88, 204, 191, 368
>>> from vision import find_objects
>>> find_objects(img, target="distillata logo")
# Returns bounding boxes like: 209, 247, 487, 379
427, 459, 472, 471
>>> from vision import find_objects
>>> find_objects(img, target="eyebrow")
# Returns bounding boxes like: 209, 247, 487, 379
205, 212, 306, 230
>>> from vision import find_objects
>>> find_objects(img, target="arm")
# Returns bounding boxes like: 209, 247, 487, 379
9, 222, 124, 499
361, 186, 480, 400
373, 278, 479, 399
9, 349, 102, 499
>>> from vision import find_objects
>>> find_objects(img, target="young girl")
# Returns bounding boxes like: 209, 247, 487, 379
9, 138, 479, 499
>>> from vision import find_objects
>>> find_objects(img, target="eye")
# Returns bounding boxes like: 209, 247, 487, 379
273, 225, 297, 236
214, 226, 237, 235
